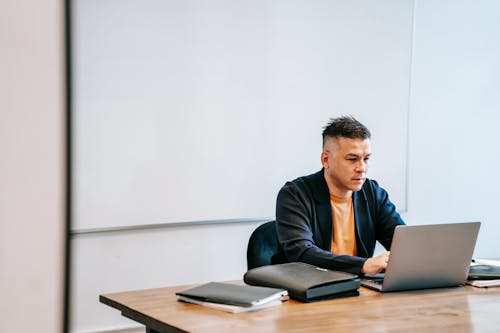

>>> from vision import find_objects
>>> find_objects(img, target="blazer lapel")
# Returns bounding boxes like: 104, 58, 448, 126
309, 170, 333, 250
353, 190, 374, 257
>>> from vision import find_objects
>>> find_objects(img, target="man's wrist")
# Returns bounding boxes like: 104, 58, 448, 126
360, 257, 370, 274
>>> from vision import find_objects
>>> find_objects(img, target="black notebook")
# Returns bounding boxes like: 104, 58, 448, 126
468, 265, 500, 280
244, 262, 360, 302
176, 282, 288, 308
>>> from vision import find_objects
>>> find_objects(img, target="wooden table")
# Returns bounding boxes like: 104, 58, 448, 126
100, 283, 500, 333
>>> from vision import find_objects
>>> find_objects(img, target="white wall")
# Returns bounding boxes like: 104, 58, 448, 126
69, 1, 500, 332
0, 0, 66, 332
402, 0, 500, 257
72, 0, 412, 231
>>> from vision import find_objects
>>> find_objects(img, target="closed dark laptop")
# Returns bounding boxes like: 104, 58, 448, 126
361, 222, 480, 292
244, 262, 360, 302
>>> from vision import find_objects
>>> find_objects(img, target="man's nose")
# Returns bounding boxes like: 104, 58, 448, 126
355, 160, 367, 173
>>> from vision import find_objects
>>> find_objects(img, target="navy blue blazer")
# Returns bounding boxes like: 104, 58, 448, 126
276, 169, 405, 275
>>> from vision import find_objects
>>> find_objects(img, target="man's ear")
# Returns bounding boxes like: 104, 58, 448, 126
321, 151, 329, 169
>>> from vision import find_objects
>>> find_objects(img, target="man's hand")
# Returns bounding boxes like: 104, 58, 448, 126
362, 251, 390, 275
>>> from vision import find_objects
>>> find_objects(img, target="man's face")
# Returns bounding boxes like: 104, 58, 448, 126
321, 136, 371, 197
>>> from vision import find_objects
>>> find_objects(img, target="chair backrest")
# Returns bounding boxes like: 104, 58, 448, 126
246, 220, 286, 270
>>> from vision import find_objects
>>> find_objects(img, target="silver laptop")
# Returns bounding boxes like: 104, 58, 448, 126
361, 222, 480, 292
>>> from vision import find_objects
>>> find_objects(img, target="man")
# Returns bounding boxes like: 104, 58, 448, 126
276, 116, 405, 275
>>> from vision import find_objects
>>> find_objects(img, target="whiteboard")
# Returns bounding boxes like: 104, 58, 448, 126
73, 0, 413, 230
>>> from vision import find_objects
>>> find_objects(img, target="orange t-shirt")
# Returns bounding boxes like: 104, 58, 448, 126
330, 194, 357, 256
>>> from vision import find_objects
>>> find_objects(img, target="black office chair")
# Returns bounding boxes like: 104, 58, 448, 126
246, 220, 286, 270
